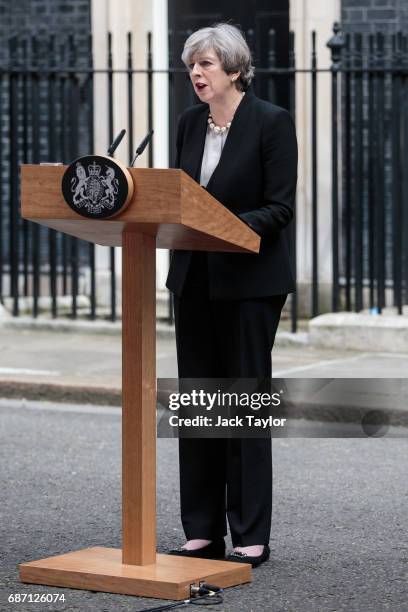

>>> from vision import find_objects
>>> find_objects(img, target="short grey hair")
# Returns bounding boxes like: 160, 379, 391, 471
181, 23, 255, 91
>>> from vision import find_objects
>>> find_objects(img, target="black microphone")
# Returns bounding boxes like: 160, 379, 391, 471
107, 129, 126, 156
131, 130, 154, 166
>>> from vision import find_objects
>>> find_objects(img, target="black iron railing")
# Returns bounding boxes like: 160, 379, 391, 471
330, 25, 408, 316
1, 24, 407, 331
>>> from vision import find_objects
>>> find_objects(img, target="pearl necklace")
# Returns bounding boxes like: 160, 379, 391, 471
208, 114, 231, 134
208, 92, 245, 135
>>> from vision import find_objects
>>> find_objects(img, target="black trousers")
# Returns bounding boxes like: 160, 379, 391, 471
173, 272, 287, 547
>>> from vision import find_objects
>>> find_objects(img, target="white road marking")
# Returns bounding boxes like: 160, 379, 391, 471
371, 352, 408, 359
0, 367, 60, 376
273, 353, 373, 376
0, 398, 120, 415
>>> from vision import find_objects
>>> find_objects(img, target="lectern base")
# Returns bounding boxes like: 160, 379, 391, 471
19, 546, 252, 600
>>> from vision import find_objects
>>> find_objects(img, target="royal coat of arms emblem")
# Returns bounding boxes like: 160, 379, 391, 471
61, 155, 133, 219
71, 160, 118, 214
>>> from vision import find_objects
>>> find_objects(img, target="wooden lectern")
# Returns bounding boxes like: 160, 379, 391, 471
18, 164, 260, 600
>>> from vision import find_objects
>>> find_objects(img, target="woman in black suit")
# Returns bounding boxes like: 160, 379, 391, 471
166, 23, 298, 568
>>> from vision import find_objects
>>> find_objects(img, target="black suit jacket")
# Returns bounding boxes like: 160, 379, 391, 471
166, 88, 298, 300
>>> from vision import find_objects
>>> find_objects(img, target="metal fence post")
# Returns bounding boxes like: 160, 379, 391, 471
327, 22, 345, 313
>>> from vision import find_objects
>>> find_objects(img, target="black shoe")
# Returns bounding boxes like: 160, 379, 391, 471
168, 538, 225, 560
225, 544, 270, 568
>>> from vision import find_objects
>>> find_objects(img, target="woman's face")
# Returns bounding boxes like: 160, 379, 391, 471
188, 48, 238, 102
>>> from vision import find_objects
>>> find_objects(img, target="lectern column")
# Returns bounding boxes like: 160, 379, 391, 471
122, 231, 156, 565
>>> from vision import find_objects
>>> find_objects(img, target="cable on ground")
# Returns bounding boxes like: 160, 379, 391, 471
135, 583, 224, 612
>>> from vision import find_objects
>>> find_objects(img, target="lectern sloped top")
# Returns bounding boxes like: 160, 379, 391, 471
21, 165, 260, 254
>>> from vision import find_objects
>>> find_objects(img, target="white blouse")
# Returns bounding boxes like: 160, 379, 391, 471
199, 126, 228, 187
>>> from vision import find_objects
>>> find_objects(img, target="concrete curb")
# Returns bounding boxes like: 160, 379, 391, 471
0, 380, 121, 406
309, 312, 408, 354
279, 401, 408, 428
0, 317, 122, 335
0, 316, 307, 345
0, 316, 174, 339
275, 331, 309, 347
1, 380, 406, 427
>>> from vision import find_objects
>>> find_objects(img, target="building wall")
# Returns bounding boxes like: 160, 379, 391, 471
0, 0, 90, 61
90, 0, 169, 306
342, 0, 408, 32
290, 0, 341, 313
